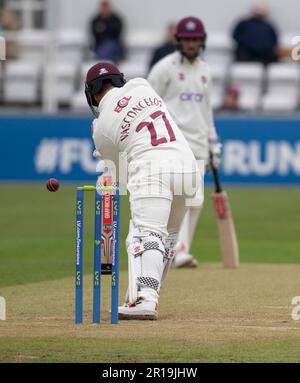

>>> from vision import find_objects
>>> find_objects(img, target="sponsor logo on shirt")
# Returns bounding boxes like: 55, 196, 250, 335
202, 76, 207, 84
114, 96, 132, 113
180, 92, 204, 102
179, 72, 185, 81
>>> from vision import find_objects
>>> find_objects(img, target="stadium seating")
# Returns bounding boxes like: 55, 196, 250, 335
3, 60, 41, 104
262, 63, 300, 112
204, 33, 233, 67
18, 30, 50, 64
119, 59, 148, 81
0, 64, 3, 101
54, 29, 88, 65
229, 63, 264, 111
71, 60, 99, 112
1, 29, 300, 114
120, 30, 159, 79
43, 62, 78, 106
210, 64, 228, 110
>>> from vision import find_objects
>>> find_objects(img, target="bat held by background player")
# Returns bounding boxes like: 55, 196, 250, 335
209, 152, 239, 268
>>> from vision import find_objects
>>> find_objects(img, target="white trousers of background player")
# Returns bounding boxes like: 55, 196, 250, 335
174, 159, 206, 268
126, 171, 201, 304
174, 193, 204, 267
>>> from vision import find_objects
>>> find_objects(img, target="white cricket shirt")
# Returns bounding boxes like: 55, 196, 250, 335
92, 78, 198, 177
148, 51, 218, 160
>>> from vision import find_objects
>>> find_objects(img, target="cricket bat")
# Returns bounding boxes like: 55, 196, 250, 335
101, 175, 113, 275
210, 154, 239, 268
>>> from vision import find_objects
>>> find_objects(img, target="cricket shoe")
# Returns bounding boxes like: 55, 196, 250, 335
118, 298, 158, 320
172, 252, 199, 268
172, 241, 199, 268
186, 258, 199, 268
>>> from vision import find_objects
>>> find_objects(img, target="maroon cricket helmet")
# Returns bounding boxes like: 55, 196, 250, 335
175, 16, 206, 40
85, 62, 126, 117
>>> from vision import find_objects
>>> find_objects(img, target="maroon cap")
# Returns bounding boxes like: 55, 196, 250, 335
175, 16, 206, 39
86, 62, 122, 84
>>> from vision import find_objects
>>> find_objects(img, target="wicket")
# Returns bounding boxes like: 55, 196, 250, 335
75, 180, 120, 324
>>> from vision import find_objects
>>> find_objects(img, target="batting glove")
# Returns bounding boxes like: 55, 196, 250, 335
209, 139, 222, 169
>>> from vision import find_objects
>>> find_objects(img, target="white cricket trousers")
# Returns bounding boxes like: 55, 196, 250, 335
128, 171, 202, 239
126, 171, 202, 303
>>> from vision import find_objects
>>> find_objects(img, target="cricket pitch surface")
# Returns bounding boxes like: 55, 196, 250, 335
1, 263, 300, 363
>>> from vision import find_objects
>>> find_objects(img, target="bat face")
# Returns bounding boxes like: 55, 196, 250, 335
212, 191, 239, 268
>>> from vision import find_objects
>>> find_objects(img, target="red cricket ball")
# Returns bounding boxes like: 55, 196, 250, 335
46, 178, 60, 192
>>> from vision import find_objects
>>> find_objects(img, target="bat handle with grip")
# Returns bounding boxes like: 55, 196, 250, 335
209, 151, 222, 193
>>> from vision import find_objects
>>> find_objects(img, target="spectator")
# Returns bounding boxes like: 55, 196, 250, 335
222, 85, 240, 112
90, 0, 125, 63
0, 7, 19, 59
232, 0, 279, 65
148, 23, 176, 70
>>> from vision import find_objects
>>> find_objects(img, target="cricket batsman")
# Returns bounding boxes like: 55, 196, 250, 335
148, 16, 222, 268
85, 62, 203, 320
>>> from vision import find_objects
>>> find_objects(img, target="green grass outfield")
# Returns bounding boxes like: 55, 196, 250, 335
0, 185, 299, 287
0, 184, 300, 362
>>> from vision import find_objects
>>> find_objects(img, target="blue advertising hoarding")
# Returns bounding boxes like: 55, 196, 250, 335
216, 116, 300, 184
0, 115, 96, 181
0, 115, 299, 184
